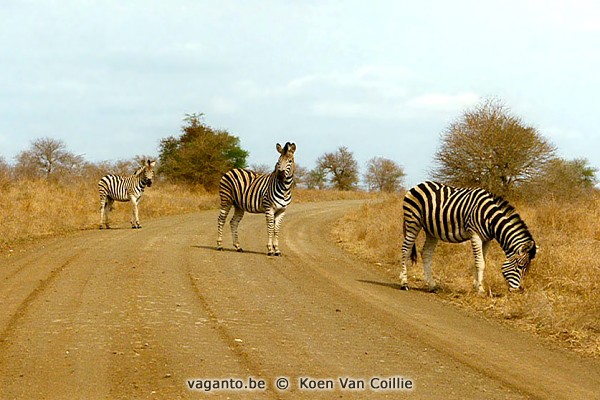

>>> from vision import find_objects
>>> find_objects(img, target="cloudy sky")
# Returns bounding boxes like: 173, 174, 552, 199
0, 0, 598, 186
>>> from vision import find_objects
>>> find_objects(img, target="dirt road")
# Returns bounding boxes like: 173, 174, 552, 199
1, 200, 598, 399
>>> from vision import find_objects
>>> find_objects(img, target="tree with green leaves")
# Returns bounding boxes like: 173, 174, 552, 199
158, 113, 248, 190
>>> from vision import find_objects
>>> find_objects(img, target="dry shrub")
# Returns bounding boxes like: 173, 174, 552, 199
334, 191, 600, 357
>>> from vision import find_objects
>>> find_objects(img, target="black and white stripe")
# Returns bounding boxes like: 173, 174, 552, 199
98, 160, 156, 229
401, 181, 536, 293
217, 142, 296, 256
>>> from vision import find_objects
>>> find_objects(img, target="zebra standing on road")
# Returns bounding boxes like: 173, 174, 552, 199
217, 142, 296, 256
401, 181, 537, 293
98, 160, 156, 229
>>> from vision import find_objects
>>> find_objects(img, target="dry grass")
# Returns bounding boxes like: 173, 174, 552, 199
0, 179, 218, 249
0, 179, 368, 251
294, 188, 374, 203
333, 192, 600, 357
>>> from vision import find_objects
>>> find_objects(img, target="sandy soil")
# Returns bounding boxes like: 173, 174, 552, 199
0, 200, 598, 399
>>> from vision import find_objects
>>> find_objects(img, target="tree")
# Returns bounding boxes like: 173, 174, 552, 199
317, 146, 359, 190
365, 157, 405, 192
526, 157, 598, 200
0, 156, 11, 185
158, 113, 249, 189
305, 166, 328, 190
431, 98, 556, 196
249, 163, 273, 175
14, 137, 84, 180
292, 165, 309, 188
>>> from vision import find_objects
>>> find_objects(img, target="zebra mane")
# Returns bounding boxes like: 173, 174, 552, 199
493, 195, 516, 217
489, 194, 534, 254
133, 165, 146, 176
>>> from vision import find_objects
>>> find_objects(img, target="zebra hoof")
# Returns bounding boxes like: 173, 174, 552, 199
236, 248, 244, 253
400, 284, 409, 291
274, 252, 282, 257
216, 246, 224, 251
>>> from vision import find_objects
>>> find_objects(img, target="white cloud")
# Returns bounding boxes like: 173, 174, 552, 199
542, 126, 584, 141
406, 93, 480, 112
312, 101, 403, 120
210, 96, 238, 114
268, 65, 413, 99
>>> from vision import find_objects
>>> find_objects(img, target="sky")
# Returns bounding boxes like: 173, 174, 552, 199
0, 0, 599, 187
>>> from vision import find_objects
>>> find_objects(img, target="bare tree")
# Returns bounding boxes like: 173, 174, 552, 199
365, 157, 405, 192
292, 164, 308, 188
317, 146, 359, 191
432, 98, 556, 195
250, 163, 273, 174
0, 156, 11, 186
14, 137, 84, 180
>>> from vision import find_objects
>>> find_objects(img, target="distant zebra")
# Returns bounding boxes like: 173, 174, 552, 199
217, 142, 296, 256
401, 181, 537, 293
98, 160, 156, 229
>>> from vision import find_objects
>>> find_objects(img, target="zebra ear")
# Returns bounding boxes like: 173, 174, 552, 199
148, 160, 156, 168
288, 143, 296, 154
276, 143, 283, 154
518, 241, 535, 257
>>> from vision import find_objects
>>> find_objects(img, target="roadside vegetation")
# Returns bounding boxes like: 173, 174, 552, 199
0, 114, 374, 250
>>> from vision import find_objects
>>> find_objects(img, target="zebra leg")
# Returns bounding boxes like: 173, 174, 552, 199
131, 196, 141, 228
230, 207, 245, 252
470, 234, 488, 295
100, 198, 113, 229
422, 235, 439, 292
217, 203, 232, 251
400, 224, 420, 290
99, 197, 107, 229
266, 209, 276, 256
104, 198, 114, 229
272, 209, 286, 256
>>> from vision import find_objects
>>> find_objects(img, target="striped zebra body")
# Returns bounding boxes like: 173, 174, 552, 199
98, 160, 156, 229
217, 142, 296, 256
401, 181, 536, 293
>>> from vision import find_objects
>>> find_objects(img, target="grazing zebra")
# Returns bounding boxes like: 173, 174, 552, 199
98, 160, 156, 229
217, 142, 296, 256
401, 181, 537, 293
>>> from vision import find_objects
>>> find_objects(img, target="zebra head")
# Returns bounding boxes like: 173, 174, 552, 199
275, 142, 296, 180
501, 240, 537, 291
137, 159, 156, 187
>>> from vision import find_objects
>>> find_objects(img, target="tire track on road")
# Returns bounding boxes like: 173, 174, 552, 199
187, 270, 283, 400
0, 251, 81, 348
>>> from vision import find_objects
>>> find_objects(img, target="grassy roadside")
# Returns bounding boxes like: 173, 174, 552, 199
0, 179, 370, 251
332, 193, 600, 357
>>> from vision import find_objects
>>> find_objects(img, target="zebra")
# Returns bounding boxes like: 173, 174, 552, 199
98, 160, 156, 229
217, 142, 296, 256
401, 181, 537, 293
